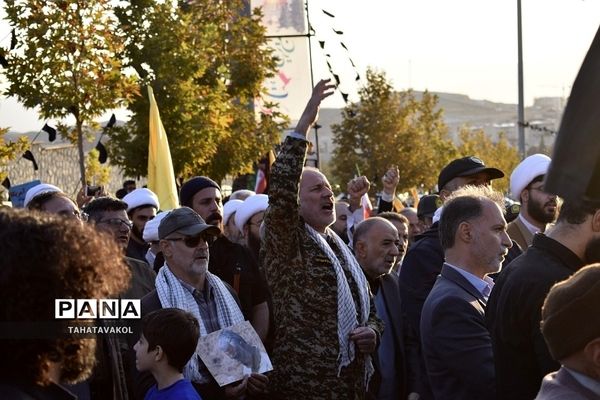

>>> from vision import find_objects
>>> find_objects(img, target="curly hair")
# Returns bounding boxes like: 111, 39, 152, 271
0, 208, 131, 386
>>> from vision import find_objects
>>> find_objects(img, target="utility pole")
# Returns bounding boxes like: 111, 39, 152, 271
517, 0, 526, 159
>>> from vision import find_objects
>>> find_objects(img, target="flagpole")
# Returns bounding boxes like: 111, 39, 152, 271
305, 0, 319, 168
264, 0, 318, 167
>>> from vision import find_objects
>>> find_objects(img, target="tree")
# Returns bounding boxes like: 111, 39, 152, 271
3, 0, 138, 186
0, 127, 29, 182
526, 133, 553, 157
85, 149, 111, 186
456, 126, 521, 194
330, 68, 457, 194
108, 0, 288, 182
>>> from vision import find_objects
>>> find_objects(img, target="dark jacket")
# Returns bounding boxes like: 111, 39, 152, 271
486, 233, 585, 400
535, 367, 600, 400
125, 238, 149, 264
399, 223, 444, 342
368, 273, 410, 399
209, 235, 268, 321
420, 264, 495, 400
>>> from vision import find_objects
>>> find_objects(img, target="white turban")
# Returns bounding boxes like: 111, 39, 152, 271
24, 183, 62, 208
123, 188, 160, 212
142, 210, 170, 243
510, 154, 552, 201
229, 189, 255, 201
235, 194, 269, 232
223, 199, 243, 226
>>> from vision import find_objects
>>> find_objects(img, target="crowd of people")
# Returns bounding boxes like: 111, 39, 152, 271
0, 79, 599, 400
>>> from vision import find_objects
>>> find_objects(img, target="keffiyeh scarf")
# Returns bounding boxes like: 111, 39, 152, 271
156, 264, 244, 383
305, 224, 374, 385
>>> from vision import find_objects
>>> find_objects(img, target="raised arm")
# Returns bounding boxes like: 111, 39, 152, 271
262, 80, 336, 269
294, 79, 336, 138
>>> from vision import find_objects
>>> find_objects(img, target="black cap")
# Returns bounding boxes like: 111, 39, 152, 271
437, 156, 504, 190
180, 176, 220, 208
417, 194, 442, 219
158, 207, 221, 239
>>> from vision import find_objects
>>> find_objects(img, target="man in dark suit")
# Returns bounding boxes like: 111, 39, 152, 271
354, 217, 412, 400
420, 186, 513, 400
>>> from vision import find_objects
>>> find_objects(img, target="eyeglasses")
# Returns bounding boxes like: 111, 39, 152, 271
59, 210, 88, 221
97, 218, 133, 229
165, 233, 214, 248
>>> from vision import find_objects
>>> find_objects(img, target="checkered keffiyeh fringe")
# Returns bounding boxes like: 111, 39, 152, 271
305, 224, 374, 385
156, 264, 244, 383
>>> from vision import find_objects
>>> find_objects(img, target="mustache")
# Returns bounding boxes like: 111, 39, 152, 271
206, 212, 222, 223
195, 250, 209, 258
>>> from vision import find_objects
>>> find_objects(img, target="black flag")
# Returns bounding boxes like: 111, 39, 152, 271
42, 123, 57, 142
10, 29, 17, 50
106, 113, 117, 128
95, 142, 108, 164
1, 177, 10, 190
545, 25, 600, 202
22, 150, 38, 171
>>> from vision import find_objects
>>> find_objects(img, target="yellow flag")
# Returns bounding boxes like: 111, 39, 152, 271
147, 86, 179, 210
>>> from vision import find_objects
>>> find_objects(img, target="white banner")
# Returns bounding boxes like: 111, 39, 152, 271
251, 0, 308, 36
255, 37, 312, 123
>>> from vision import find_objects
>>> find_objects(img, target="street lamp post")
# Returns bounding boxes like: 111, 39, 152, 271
517, 0, 526, 159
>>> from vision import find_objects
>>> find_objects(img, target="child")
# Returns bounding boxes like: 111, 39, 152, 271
134, 308, 202, 400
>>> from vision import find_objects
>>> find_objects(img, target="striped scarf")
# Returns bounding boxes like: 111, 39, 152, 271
305, 224, 374, 385
156, 264, 244, 383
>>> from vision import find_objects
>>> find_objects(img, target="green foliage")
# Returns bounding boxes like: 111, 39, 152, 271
108, 0, 288, 182
3, 0, 138, 184
0, 127, 30, 182
331, 68, 456, 193
456, 126, 521, 194
85, 149, 111, 186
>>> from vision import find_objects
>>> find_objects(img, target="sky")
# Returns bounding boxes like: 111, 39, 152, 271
1, 0, 600, 132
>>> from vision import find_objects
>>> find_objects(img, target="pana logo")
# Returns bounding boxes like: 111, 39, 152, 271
55, 299, 141, 319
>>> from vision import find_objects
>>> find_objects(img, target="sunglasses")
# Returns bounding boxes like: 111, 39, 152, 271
166, 232, 214, 248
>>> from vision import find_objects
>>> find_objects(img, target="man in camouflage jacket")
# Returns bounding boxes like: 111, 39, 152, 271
262, 79, 383, 399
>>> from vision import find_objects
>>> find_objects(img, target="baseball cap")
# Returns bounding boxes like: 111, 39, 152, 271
158, 207, 221, 239
438, 156, 504, 190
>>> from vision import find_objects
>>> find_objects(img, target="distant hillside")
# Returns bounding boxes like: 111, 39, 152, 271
314, 91, 563, 165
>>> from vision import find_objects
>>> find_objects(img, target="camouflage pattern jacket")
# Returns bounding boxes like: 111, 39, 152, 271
262, 136, 383, 399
